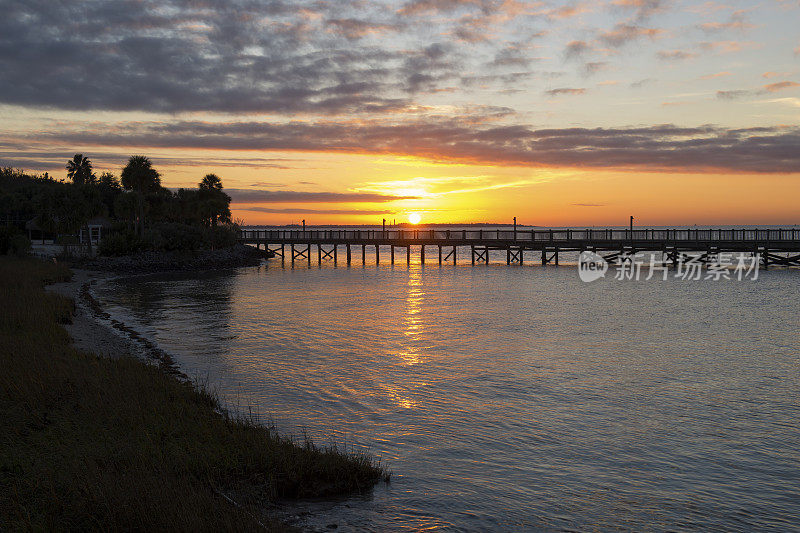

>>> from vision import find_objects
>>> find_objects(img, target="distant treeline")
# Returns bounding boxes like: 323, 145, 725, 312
0, 155, 237, 255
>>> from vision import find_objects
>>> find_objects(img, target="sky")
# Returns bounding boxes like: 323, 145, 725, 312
1, 0, 799, 226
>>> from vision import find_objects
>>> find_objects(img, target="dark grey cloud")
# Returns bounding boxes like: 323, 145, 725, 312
630, 78, 656, 88
0, 150, 301, 172
564, 40, 592, 59
236, 206, 394, 215
717, 90, 750, 100
0, 0, 465, 114
225, 189, 417, 203
18, 120, 800, 173
545, 88, 586, 96
490, 45, 536, 68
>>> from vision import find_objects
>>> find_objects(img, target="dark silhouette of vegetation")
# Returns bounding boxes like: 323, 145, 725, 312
66, 153, 95, 185
198, 173, 232, 227
120, 155, 161, 236
0, 153, 239, 256
0, 226, 30, 256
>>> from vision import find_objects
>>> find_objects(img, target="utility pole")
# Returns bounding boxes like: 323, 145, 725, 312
513, 216, 517, 240
630, 216, 634, 231
302, 219, 305, 232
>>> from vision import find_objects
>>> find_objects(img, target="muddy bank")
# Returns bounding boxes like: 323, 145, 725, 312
47, 269, 184, 376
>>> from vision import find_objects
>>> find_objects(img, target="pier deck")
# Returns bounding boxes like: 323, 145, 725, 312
239, 228, 800, 267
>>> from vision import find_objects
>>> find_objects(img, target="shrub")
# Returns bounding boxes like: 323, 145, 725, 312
9, 233, 31, 256
0, 227, 31, 256
98, 231, 143, 256
142, 223, 238, 252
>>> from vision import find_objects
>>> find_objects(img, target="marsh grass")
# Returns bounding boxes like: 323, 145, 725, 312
0, 257, 388, 531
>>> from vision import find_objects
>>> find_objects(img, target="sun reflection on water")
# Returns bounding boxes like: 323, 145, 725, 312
399, 264, 424, 366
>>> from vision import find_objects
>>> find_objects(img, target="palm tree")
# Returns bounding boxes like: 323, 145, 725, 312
66, 154, 95, 185
121, 156, 161, 235
198, 174, 231, 227
199, 173, 223, 192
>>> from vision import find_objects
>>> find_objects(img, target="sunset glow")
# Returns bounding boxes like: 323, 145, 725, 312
1, 1, 798, 225
408, 213, 422, 225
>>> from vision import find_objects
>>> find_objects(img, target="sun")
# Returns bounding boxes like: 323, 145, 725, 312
408, 212, 422, 225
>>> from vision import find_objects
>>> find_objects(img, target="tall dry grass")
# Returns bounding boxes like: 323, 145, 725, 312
0, 257, 387, 531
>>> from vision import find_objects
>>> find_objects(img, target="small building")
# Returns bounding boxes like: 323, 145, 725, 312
25, 217, 56, 243
79, 217, 113, 245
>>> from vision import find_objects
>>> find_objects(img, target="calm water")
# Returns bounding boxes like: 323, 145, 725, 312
94, 251, 800, 532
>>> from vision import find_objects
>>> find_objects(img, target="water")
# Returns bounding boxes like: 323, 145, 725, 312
94, 251, 800, 531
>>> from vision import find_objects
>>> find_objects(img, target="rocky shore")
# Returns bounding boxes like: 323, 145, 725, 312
76, 244, 273, 274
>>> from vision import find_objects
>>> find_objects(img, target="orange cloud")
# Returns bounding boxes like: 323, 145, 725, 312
763, 81, 800, 93
699, 71, 732, 80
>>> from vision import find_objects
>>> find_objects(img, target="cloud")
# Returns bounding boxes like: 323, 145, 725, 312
19, 119, 800, 173
763, 81, 800, 93
0, 150, 300, 172
544, 88, 586, 96
226, 189, 418, 204
700, 71, 732, 80
657, 50, 697, 61
714, 82, 798, 100
758, 98, 800, 108
599, 24, 662, 47
235, 206, 394, 215
356, 175, 537, 196
397, 0, 480, 16
584, 61, 610, 75
572, 202, 606, 207
490, 43, 538, 68
630, 78, 655, 88
698, 10, 754, 33
611, 0, 668, 20
698, 40, 757, 54
547, 3, 593, 20
564, 40, 592, 59
325, 19, 400, 40
716, 90, 750, 100
0, 0, 466, 114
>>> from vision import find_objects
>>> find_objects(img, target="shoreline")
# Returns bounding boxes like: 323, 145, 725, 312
75, 243, 271, 274
42, 262, 380, 531
47, 268, 185, 375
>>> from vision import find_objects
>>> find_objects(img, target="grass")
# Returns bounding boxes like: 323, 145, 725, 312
0, 256, 388, 531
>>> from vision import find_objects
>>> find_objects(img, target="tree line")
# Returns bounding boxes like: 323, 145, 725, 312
0, 154, 236, 254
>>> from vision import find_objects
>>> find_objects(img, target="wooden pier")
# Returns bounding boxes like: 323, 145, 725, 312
239, 228, 800, 268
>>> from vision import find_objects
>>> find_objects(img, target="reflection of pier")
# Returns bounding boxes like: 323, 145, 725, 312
239, 228, 800, 268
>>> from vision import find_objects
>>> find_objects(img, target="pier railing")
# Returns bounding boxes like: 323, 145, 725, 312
240, 228, 800, 242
